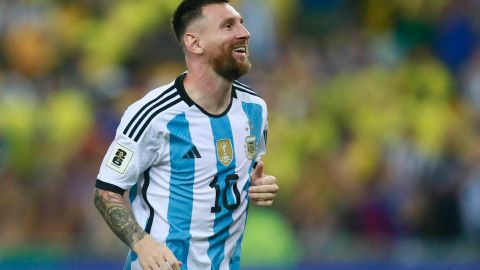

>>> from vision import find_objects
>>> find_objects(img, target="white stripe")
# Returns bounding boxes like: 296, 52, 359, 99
130, 260, 141, 269
185, 111, 217, 269
147, 141, 172, 244
221, 196, 248, 270
220, 100, 252, 269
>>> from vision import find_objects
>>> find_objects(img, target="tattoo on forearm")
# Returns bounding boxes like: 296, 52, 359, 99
94, 188, 146, 248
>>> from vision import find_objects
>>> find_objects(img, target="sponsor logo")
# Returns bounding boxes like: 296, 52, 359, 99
182, 145, 202, 159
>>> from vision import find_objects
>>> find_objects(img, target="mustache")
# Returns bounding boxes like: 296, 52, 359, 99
231, 41, 249, 49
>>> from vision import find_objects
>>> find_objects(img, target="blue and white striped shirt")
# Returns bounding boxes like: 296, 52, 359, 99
97, 73, 268, 270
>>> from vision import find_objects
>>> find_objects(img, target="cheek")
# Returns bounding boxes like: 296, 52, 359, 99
203, 40, 219, 55
206, 44, 230, 59
205, 36, 230, 51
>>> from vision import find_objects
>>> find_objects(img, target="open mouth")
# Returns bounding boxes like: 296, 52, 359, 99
233, 46, 248, 55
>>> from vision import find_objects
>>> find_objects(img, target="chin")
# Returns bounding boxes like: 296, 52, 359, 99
212, 54, 252, 80
237, 59, 252, 74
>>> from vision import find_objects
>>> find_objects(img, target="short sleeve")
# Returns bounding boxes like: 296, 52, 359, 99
96, 109, 162, 192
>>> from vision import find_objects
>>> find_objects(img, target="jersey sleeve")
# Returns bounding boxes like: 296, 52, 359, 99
96, 105, 163, 193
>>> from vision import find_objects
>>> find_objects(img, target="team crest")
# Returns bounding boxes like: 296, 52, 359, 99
245, 135, 257, 160
216, 139, 233, 166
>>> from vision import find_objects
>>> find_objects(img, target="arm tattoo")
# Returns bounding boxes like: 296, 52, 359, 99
94, 188, 146, 249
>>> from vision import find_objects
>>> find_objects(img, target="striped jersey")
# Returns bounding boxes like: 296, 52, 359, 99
96, 73, 268, 270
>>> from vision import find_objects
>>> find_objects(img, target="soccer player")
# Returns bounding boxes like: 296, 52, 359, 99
93, 0, 278, 269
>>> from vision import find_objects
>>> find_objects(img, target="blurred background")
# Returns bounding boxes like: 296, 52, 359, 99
2, 0, 480, 269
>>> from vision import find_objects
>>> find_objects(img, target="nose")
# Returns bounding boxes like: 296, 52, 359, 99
238, 24, 250, 40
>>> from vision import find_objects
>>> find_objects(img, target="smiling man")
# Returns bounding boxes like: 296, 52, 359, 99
93, 1, 278, 270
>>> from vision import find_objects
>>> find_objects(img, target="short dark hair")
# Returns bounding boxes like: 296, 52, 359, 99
171, 0, 230, 44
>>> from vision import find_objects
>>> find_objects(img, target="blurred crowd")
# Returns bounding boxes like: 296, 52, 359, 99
2, 0, 480, 264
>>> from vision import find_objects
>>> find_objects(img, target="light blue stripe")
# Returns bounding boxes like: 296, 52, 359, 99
166, 113, 194, 270
229, 102, 264, 270
228, 208, 248, 270
208, 115, 237, 270
240, 102, 264, 191
229, 168, 253, 270
241, 102, 264, 155
123, 250, 137, 270
129, 183, 138, 204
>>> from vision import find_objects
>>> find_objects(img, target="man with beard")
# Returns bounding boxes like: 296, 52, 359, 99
93, 1, 278, 269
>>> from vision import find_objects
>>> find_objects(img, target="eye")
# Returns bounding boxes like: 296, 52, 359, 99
223, 23, 233, 30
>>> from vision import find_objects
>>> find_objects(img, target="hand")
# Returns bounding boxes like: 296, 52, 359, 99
133, 234, 182, 270
249, 161, 278, 206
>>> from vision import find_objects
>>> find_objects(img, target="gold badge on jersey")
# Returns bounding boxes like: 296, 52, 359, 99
217, 139, 233, 166
245, 135, 257, 160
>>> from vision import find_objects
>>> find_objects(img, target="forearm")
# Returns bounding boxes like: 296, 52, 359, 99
93, 188, 146, 249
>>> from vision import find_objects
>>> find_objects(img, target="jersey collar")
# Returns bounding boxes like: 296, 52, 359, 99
174, 73, 237, 118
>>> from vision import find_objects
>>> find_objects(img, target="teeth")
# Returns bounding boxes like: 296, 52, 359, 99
234, 47, 246, 53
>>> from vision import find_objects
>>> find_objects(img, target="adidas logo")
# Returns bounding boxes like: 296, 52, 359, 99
183, 146, 202, 159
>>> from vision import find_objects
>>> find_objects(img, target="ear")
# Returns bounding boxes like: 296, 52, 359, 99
183, 33, 204, 55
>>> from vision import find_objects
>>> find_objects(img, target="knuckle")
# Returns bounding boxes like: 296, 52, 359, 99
161, 247, 170, 255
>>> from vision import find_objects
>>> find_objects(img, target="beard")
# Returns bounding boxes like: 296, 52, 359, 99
210, 45, 251, 81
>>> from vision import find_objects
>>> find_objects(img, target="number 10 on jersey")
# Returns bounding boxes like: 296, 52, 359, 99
209, 173, 240, 213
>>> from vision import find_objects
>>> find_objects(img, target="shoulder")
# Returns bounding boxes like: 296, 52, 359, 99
232, 80, 266, 108
120, 80, 185, 142
127, 81, 179, 115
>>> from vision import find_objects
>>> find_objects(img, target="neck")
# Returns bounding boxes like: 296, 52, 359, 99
183, 65, 233, 115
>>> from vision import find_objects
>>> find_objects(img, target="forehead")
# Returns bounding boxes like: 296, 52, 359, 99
201, 3, 242, 23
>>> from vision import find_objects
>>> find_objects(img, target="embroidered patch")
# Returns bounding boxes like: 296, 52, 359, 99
106, 143, 133, 174
245, 135, 257, 160
216, 139, 233, 166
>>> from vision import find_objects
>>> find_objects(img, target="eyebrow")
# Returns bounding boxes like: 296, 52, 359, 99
219, 16, 244, 26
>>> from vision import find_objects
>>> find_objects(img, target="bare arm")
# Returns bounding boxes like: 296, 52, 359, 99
93, 188, 145, 248
94, 187, 182, 270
